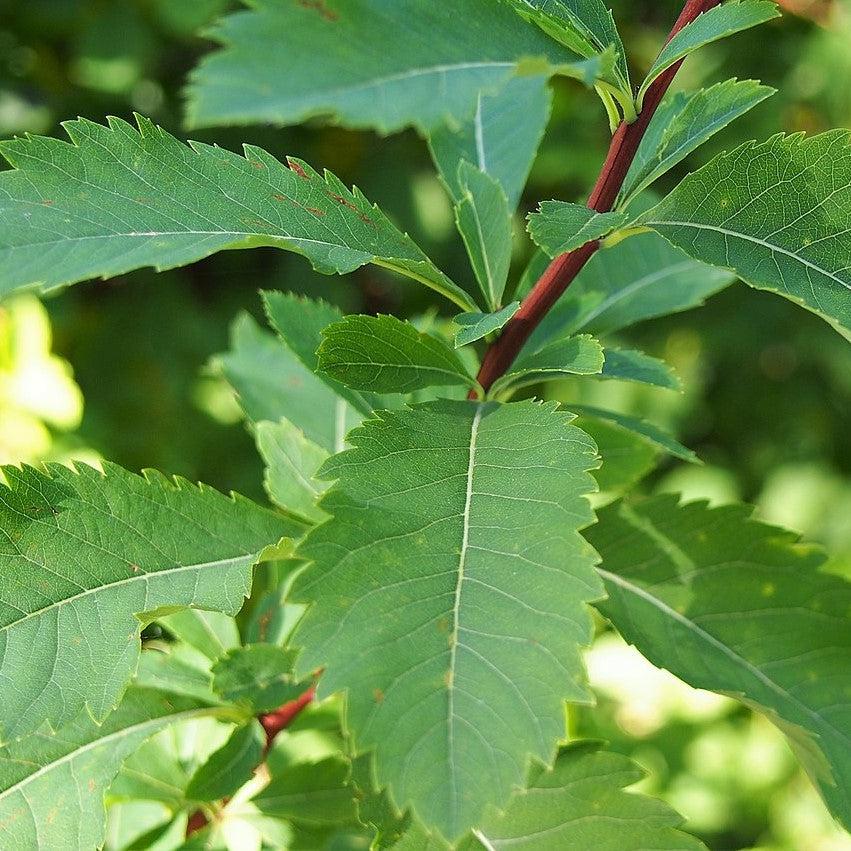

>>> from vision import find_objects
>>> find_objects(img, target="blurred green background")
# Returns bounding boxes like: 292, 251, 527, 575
1, 0, 849, 848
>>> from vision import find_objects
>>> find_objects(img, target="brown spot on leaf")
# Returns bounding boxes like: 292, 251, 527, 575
272, 193, 288, 202
373, 688, 384, 702
287, 158, 309, 179
257, 611, 272, 641
306, 206, 326, 216
129, 563, 141, 574
41, 199, 54, 206
250, 160, 266, 169
329, 192, 374, 225
298, 0, 339, 22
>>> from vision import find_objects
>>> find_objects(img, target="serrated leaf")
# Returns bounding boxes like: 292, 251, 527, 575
453, 302, 520, 348
257, 419, 330, 524
640, 131, 851, 338
211, 645, 304, 714
158, 609, 241, 662
428, 75, 552, 211
588, 495, 851, 829
293, 400, 602, 840
455, 162, 513, 310
0, 687, 223, 851
505, 0, 630, 95
318, 314, 477, 395
637, 1, 780, 106
186, 0, 606, 135
0, 463, 297, 742
216, 312, 360, 453
262, 291, 380, 417
185, 721, 265, 802
0, 115, 474, 309
565, 404, 697, 462
462, 742, 705, 850
491, 335, 605, 395
601, 348, 682, 390
527, 201, 628, 257
526, 231, 734, 347
621, 79, 775, 206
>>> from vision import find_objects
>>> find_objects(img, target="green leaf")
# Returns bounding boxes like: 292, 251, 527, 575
318, 314, 478, 395
0, 115, 474, 309
639, 131, 851, 338
579, 417, 659, 494
455, 162, 513, 310
293, 400, 602, 840
491, 335, 605, 396
0, 462, 297, 742
262, 291, 378, 417
454, 302, 520, 348
257, 419, 330, 524
158, 609, 241, 662
464, 742, 705, 850
185, 720, 265, 802
505, 0, 630, 96
637, 1, 780, 107
601, 348, 682, 390
621, 79, 775, 206
527, 201, 628, 257
186, 0, 600, 134
216, 313, 360, 453
0, 687, 223, 851
134, 644, 221, 705
428, 75, 552, 211
526, 231, 734, 346
211, 645, 304, 714
565, 404, 697, 462
588, 496, 851, 829
252, 757, 357, 826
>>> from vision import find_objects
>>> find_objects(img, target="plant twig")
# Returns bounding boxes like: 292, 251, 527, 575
259, 686, 316, 747
474, 0, 723, 393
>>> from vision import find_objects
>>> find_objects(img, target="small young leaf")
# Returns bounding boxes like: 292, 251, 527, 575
601, 348, 682, 390
158, 609, 241, 662
588, 496, 851, 830
637, 1, 780, 106
580, 417, 659, 493
527, 231, 734, 346
0, 687, 223, 851
211, 645, 303, 714
640, 131, 851, 337
621, 78, 775, 205
185, 720, 265, 802
0, 116, 474, 310
505, 0, 630, 96
566, 404, 697, 462
257, 419, 330, 524
216, 312, 360, 453
293, 400, 602, 840
455, 162, 513, 310
527, 201, 628, 257
318, 315, 477, 395
428, 75, 552, 211
251, 757, 357, 825
187, 0, 602, 134
0, 462, 298, 741
491, 335, 605, 395
454, 302, 520, 348
262, 291, 380, 416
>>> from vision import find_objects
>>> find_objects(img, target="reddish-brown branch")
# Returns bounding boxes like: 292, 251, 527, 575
474, 0, 723, 393
259, 686, 316, 746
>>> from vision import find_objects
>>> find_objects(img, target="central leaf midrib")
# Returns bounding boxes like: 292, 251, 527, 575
446, 403, 483, 824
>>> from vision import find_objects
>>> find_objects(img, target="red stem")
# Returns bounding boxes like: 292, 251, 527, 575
259, 686, 316, 746
474, 0, 723, 393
